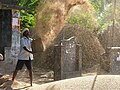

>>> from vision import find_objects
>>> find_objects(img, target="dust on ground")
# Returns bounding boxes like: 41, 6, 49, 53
15, 67, 54, 85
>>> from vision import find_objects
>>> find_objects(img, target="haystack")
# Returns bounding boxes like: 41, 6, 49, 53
33, 24, 107, 73
55, 24, 105, 71
33, 0, 107, 73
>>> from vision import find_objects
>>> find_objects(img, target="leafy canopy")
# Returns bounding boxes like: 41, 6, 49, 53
18, 0, 39, 30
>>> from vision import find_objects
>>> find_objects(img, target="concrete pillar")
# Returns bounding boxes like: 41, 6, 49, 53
3, 10, 20, 74
109, 47, 120, 74
54, 37, 82, 80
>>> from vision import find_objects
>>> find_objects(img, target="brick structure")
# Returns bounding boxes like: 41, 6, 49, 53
54, 36, 82, 80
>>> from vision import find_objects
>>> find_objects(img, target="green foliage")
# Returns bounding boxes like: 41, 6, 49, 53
90, 0, 102, 15
90, 0, 112, 15
97, 4, 112, 31
89, 0, 112, 31
18, 0, 40, 30
67, 12, 98, 31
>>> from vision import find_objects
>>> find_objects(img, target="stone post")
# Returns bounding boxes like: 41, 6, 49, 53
109, 47, 120, 74
54, 37, 82, 80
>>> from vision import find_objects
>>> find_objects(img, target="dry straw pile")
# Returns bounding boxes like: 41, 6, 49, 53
33, 0, 110, 73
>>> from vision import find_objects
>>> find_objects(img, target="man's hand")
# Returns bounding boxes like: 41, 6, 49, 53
29, 51, 33, 54
23, 47, 33, 54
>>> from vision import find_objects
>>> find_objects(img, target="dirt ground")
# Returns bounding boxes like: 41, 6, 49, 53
0, 67, 54, 90
0, 64, 109, 90
14, 67, 54, 85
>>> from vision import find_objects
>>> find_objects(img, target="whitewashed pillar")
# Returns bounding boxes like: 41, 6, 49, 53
11, 9, 20, 65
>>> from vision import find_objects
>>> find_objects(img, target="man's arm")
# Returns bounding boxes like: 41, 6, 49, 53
23, 46, 32, 54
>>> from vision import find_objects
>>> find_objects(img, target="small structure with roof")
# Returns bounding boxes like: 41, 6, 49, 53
0, 0, 21, 74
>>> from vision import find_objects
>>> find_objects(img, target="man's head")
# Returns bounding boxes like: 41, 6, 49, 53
22, 28, 30, 37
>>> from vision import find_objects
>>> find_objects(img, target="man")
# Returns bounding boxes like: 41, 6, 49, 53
12, 28, 33, 86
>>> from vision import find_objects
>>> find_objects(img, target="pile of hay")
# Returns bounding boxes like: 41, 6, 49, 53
34, 0, 94, 67
33, 0, 109, 73
55, 25, 105, 71
33, 24, 108, 73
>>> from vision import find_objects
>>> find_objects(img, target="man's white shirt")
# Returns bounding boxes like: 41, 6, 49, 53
18, 36, 33, 60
